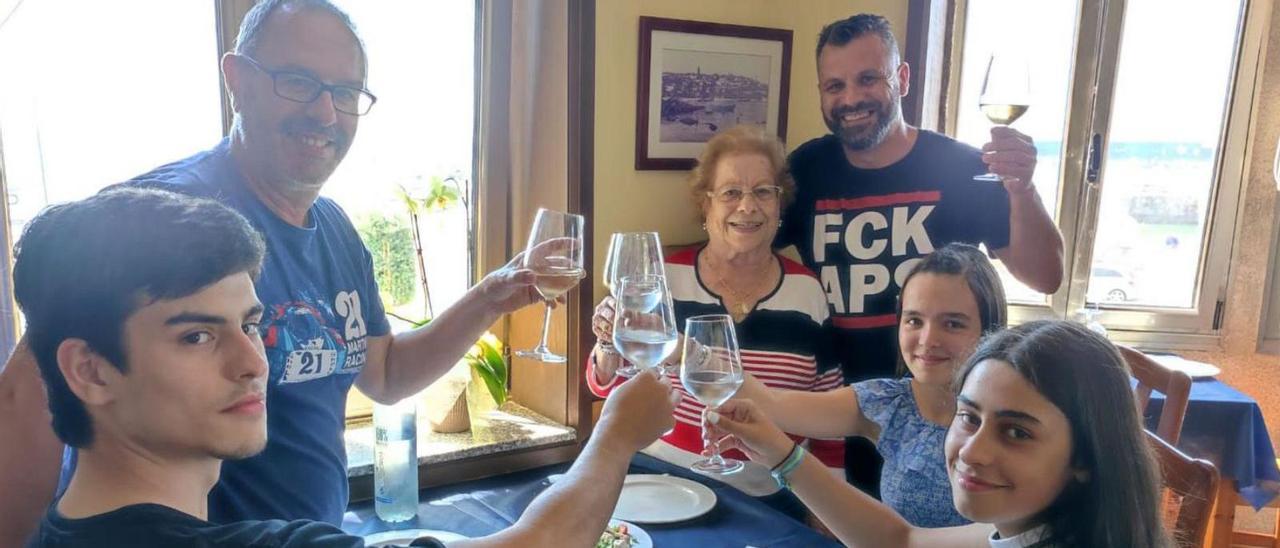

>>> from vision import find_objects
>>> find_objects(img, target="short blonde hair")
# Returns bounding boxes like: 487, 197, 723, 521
689, 125, 795, 223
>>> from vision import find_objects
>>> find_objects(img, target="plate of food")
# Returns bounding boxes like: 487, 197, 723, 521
1149, 354, 1221, 379
363, 528, 470, 547
613, 474, 716, 524
598, 518, 652, 548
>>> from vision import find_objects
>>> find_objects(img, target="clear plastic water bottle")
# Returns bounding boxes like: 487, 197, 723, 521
374, 398, 418, 522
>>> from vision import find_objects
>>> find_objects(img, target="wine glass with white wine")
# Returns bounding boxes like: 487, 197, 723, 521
681, 314, 744, 474
515, 208, 585, 363
612, 274, 678, 377
974, 54, 1031, 182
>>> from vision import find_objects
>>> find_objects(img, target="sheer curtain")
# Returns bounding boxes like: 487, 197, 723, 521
0, 154, 15, 362
475, 0, 572, 422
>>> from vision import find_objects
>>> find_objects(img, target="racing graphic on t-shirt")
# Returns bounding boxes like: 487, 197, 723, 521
262, 291, 370, 384
809, 191, 939, 329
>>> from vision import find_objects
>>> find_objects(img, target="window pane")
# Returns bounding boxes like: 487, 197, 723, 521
953, 0, 1079, 304
1089, 0, 1243, 309
0, 1, 221, 238
324, 1, 477, 418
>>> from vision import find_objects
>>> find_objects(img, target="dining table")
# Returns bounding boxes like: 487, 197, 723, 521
1141, 376, 1280, 547
341, 452, 841, 547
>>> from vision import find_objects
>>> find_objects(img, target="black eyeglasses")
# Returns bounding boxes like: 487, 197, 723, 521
239, 55, 377, 116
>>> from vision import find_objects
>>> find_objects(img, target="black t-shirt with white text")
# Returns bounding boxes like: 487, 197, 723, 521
27, 503, 444, 548
778, 131, 1010, 383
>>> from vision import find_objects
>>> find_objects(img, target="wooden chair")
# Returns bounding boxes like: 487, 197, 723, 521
1120, 345, 1193, 445
1229, 459, 1280, 547
1147, 430, 1220, 547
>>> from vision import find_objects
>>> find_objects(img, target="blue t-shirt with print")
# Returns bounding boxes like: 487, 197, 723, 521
58, 139, 390, 525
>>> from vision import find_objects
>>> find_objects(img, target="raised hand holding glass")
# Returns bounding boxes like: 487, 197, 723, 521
974, 54, 1031, 182
515, 208, 585, 363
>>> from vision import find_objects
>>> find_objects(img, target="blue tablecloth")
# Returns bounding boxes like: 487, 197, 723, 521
341, 453, 839, 547
1143, 378, 1280, 509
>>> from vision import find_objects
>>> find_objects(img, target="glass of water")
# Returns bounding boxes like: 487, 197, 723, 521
612, 274, 678, 377
601, 232, 665, 357
681, 314, 744, 474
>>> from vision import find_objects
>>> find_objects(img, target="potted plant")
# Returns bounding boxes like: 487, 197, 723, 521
464, 332, 509, 436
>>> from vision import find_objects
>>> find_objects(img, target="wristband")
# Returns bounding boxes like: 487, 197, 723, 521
770, 443, 806, 490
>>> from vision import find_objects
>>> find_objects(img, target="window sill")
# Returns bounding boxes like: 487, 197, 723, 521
345, 401, 577, 478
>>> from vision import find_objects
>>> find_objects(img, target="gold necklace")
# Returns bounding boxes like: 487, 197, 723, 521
705, 254, 774, 317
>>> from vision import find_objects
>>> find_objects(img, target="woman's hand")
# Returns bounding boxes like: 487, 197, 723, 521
702, 399, 796, 468
590, 297, 622, 384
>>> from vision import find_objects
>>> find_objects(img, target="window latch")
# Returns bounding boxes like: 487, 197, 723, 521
1086, 132, 1103, 183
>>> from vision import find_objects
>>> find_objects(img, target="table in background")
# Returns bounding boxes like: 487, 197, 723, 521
1144, 378, 1280, 547
342, 453, 839, 547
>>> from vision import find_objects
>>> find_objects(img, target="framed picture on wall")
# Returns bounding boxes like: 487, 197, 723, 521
635, 16, 793, 170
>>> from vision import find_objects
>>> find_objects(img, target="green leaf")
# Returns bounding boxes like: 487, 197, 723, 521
396, 184, 421, 215
467, 335, 508, 404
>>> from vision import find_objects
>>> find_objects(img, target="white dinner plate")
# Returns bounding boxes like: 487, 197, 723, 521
363, 528, 470, 546
1150, 354, 1221, 379
601, 518, 653, 548
612, 474, 717, 524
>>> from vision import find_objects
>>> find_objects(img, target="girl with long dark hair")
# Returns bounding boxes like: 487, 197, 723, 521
707, 320, 1168, 547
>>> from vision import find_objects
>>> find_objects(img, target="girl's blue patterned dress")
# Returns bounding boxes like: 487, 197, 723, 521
852, 378, 971, 527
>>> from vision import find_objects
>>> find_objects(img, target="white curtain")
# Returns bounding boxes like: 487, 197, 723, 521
475, 0, 571, 422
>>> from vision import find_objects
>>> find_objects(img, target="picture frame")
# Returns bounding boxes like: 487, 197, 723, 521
635, 17, 793, 171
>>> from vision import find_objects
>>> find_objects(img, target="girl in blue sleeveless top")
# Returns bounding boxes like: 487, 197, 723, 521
737, 243, 1005, 526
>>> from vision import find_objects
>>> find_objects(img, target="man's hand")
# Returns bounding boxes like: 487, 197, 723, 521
982, 126, 1037, 194
475, 253, 543, 315
703, 399, 795, 468
596, 369, 679, 452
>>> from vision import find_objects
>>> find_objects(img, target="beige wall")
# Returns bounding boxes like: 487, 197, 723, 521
592, 0, 908, 301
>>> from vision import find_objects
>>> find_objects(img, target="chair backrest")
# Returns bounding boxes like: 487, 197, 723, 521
1120, 345, 1192, 445
1146, 430, 1219, 547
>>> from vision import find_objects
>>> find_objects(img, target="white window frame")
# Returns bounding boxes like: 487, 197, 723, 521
944, 0, 1271, 350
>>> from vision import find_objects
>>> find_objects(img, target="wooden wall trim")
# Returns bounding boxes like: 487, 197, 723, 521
903, 0, 951, 131
568, 0, 597, 442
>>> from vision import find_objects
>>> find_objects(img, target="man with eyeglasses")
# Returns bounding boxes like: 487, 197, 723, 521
0, 0, 565, 542
773, 14, 1063, 496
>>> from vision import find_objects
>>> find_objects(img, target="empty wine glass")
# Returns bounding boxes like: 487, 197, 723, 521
612, 274, 678, 377
515, 208, 585, 363
600, 232, 665, 357
681, 314, 744, 474
974, 54, 1031, 182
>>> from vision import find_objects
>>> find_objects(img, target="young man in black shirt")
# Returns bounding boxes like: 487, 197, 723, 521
776, 14, 1064, 494
20, 189, 678, 547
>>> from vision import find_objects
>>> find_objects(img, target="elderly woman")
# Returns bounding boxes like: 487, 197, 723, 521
585, 125, 844, 519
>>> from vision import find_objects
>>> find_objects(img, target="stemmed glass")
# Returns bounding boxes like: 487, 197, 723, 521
681, 314, 744, 474
601, 232, 666, 359
974, 54, 1031, 182
515, 208, 585, 363
612, 274, 679, 377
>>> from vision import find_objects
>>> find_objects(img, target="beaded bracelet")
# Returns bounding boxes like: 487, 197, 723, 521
770, 442, 806, 490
